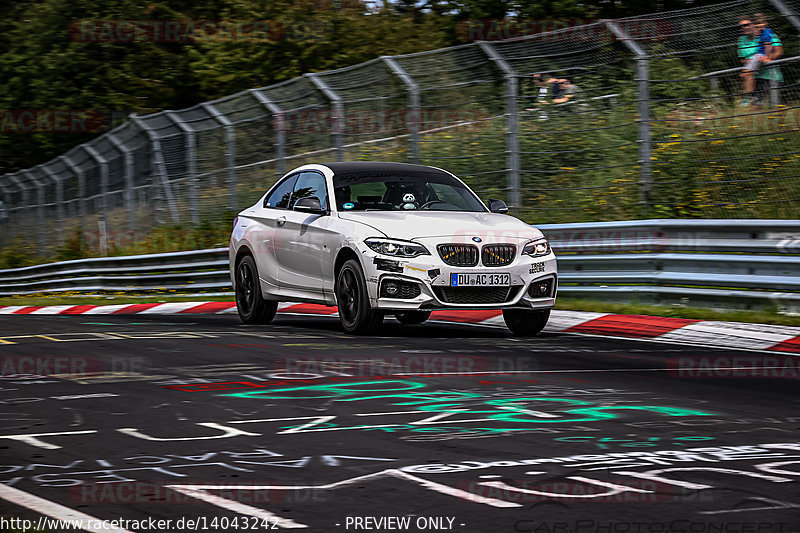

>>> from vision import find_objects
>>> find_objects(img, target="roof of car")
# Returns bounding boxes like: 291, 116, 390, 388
321, 162, 451, 177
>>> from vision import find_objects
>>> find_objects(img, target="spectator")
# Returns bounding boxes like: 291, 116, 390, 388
548, 76, 565, 101
741, 12, 782, 106
552, 77, 584, 109
753, 12, 783, 106
737, 16, 759, 104
524, 73, 550, 120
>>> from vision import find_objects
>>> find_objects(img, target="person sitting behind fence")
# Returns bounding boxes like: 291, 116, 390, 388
552, 78, 585, 110
524, 73, 551, 120
741, 13, 783, 106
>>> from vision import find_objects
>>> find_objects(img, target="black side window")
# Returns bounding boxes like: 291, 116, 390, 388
263, 175, 298, 209
292, 172, 328, 210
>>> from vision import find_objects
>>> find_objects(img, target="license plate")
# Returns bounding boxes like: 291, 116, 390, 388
451, 273, 510, 286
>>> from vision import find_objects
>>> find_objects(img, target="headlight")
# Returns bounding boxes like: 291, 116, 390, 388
365, 238, 430, 258
522, 238, 550, 257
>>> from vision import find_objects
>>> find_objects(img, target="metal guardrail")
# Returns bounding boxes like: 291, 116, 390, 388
542, 219, 800, 312
539, 219, 800, 254
1, 220, 799, 312
0, 248, 230, 294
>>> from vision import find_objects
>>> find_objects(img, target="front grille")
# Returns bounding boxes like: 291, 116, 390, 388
438, 244, 479, 267
482, 244, 516, 267
434, 286, 521, 304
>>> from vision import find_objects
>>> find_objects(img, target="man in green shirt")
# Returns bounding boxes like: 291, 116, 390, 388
738, 14, 783, 106
737, 16, 759, 105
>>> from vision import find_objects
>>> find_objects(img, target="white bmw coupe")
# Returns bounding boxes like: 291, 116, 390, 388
230, 162, 556, 335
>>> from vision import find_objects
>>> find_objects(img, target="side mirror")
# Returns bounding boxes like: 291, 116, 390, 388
487, 198, 509, 214
293, 197, 326, 214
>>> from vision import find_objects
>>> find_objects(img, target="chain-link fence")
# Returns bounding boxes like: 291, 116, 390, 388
1, 0, 799, 257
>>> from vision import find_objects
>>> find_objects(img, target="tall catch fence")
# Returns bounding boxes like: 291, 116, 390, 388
1, 0, 799, 257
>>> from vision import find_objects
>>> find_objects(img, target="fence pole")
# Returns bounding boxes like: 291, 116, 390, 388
83, 145, 110, 229
107, 132, 137, 232
605, 20, 652, 213
83, 145, 111, 256
40, 166, 65, 246
767, 0, 800, 54
131, 115, 180, 223
769, 79, 781, 106
164, 112, 199, 225
60, 156, 86, 230
6, 174, 27, 244
306, 73, 344, 162
21, 171, 46, 254
381, 56, 420, 163
0, 177, 10, 246
478, 42, 521, 211
249, 89, 286, 177
201, 103, 238, 211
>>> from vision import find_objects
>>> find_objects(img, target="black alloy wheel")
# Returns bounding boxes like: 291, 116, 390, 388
235, 255, 278, 324
335, 259, 383, 334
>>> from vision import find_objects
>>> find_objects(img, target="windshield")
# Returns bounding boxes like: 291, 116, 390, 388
332, 172, 486, 212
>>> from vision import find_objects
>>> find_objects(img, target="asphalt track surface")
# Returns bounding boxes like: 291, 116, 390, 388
0, 312, 798, 533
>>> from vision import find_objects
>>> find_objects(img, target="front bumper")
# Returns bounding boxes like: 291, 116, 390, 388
356, 242, 557, 311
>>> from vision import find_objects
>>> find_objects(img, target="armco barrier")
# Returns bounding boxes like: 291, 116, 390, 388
1, 220, 799, 312
0, 248, 230, 294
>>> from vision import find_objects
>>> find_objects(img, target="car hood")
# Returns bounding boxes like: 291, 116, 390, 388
338, 211, 543, 242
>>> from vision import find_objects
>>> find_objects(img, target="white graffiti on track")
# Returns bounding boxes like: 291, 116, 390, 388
0, 449, 397, 487
0, 393, 119, 405
161, 441, 800, 528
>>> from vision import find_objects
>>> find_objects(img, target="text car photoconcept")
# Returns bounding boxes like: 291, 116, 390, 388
229, 162, 557, 335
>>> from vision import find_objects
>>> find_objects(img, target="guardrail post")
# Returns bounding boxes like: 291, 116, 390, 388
40, 166, 65, 246
381, 56, 421, 163
605, 20, 652, 214
201, 103, 238, 211
60, 155, 86, 230
164, 112, 199, 224
107, 132, 137, 232
249, 89, 287, 177
131, 115, 180, 224
478, 42, 521, 212
306, 73, 344, 162
22, 171, 47, 254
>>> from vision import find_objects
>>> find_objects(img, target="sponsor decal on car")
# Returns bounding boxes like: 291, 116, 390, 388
530, 262, 546, 274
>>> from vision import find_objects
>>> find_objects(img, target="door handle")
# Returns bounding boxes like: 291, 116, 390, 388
276, 216, 286, 227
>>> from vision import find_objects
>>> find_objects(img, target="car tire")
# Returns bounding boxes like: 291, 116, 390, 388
502, 309, 550, 336
336, 258, 383, 334
395, 311, 432, 325
235, 255, 278, 324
